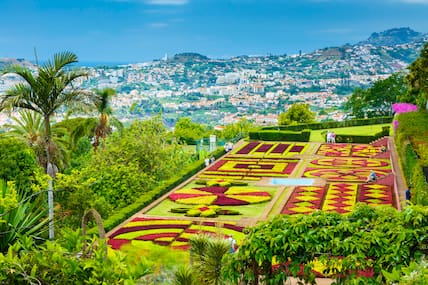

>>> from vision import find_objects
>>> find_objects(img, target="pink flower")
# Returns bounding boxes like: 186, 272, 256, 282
392, 103, 418, 114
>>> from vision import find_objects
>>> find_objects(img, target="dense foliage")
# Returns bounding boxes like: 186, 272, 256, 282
223, 204, 428, 284
405, 42, 428, 109
278, 103, 315, 125
55, 116, 194, 226
345, 72, 407, 118
0, 231, 151, 284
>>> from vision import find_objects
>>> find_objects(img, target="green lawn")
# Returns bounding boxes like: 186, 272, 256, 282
309, 123, 392, 142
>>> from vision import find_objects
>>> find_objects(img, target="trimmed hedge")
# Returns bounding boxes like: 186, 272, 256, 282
334, 126, 390, 143
249, 129, 311, 142
262, 116, 393, 131
89, 147, 226, 234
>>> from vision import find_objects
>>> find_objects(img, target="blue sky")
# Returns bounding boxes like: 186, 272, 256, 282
1, 0, 428, 64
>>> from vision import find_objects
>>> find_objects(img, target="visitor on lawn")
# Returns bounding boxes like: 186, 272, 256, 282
326, 130, 331, 143
228, 235, 236, 253
210, 156, 215, 164
366, 170, 377, 183
331, 132, 336, 143
205, 157, 210, 167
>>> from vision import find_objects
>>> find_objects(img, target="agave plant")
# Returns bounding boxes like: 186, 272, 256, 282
0, 180, 49, 252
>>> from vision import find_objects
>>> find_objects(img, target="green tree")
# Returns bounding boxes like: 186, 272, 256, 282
406, 42, 428, 109
278, 103, 315, 125
2, 110, 70, 171
0, 137, 44, 193
345, 73, 407, 118
174, 117, 206, 144
92, 88, 122, 152
0, 51, 94, 239
0, 51, 91, 175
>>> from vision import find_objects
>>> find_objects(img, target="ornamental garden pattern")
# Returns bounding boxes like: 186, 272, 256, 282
108, 139, 397, 260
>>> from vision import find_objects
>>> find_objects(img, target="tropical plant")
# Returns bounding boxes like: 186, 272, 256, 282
92, 87, 122, 152
223, 204, 428, 284
0, 51, 92, 175
186, 234, 230, 285
2, 110, 70, 171
0, 180, 48, 253
0, 230, 152, 284
1, 51, 95, 238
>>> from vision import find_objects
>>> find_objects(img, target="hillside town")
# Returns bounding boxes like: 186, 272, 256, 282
1, 28, 427, 127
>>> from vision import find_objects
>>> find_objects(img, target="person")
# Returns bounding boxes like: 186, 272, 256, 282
381, 145, 387, 153
405, 187, 411, 204
326, 131, 331, 143
227, 235, 236, 253
210, 156, 215, 164
205, 157, 210, 167
330, 132, 336, 143
366, 170, 377, 182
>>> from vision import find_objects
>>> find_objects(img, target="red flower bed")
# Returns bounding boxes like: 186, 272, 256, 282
195, 186, 229, 194
289, 145, 304, 152
271, 143, 290, 153
215, 195, 249, 206
135, 232, 179, 241
109, 224, 189, 238
255, 143, 274, 152
108, 239, 130, 250
236, 142, 260, 154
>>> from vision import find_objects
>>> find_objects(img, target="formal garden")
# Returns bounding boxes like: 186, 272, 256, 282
1, 44, 428, 284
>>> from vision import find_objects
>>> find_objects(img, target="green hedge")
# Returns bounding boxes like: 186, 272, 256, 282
249, 129, 311, 142
90, 147, 226, 234
262, 116, 393, 131
334, 126, 390, 143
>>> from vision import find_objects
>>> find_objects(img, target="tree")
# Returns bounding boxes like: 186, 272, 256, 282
345, 73, 408, 118
0, 51, 94, 239
278, 103, 315, 125
92, 88, 122, 152
2, 110, 70, 171
174, 117, 206, 144
406, 42, 428, 109
0, 137, 44, 193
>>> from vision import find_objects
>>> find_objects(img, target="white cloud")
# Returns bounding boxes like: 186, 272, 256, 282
146, 0, 188, 5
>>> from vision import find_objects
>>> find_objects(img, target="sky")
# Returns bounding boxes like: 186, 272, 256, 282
1, 0, 428, 64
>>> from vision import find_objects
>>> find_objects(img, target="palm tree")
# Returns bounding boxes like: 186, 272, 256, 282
0, 51, 94, 239
2, 110, 70, 170
92, 87, 122, 152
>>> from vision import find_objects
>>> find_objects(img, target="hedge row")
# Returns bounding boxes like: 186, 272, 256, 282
262, 116, 393, 131
249, 130, 311, 142
395, 111, 428, 206
334, 126, 390, 143
90, 147, 226, 234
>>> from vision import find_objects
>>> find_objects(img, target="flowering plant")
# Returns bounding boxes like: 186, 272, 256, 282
392, 103, 418, 114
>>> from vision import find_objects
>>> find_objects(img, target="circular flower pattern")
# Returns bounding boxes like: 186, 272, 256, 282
168, 186, 271, 206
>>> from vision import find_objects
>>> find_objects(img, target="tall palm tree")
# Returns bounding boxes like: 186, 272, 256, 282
2, 110, 70, 170
0, 51, 94, 239
92, 87, 122, 152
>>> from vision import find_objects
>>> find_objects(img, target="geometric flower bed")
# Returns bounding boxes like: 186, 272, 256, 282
168, 185, 272, 206
316, 143, 384, 157
231, 141, 309, 157
322, 183, 358, 214
358, 183, 393, 206
281, 186, 325, 215
308, 157, 390, 168
303, 168, 391, 182
281, 182, 396, 215
200, 158, 299, 180
108, 217, 244, 251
